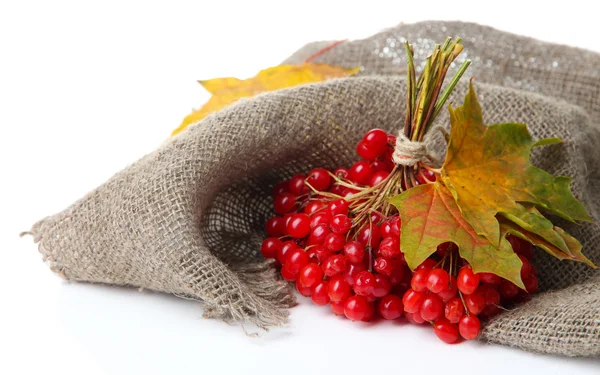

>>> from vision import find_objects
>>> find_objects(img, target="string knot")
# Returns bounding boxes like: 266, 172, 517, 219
392, 125, 447, 167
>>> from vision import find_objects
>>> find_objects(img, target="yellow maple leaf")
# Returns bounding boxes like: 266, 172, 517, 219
171, 63, 360, 135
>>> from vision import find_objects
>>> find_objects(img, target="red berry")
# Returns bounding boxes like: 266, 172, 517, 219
519, 255, 532, 280
416, 258, 436, 270
427, 268, 451, 294
380, 221, 393, 238
307, 245, 329, 263
304, 200, 325, 215
379, 236, 401, 259
374, 257, 394, 277
507, 235, 534, 259
272, 181, 289, 196
369, 171, 389, 187
410, 268, 431, 292
363, 129, 388, 154
357, 140, 381, 160
478, 284, 501, 306
296, 279, 312, 297
459, 315, 481, 340
285, 249, 310, 276
389, 216, 401, 237
260, 237, 282, 259
299, 263, 323, 288
306, 168, 331, 191
273, 193, 296, 214
344, 261, 367, 286
323, 254, 346, 277
457, 266, 480, 295
333, 168, 349, 179
277, 241, 299, 264
281, 264, 296, 281
311, 280, 330, 306
354, 271, 376, 296
499, 279, 519, 298
405, 311, 425, 325
348, 161, 373, 185
434, 318, 459, 344
329, 184, 346, 196
372, 274, 392, 298
464, 291, 486, 315
416, 168, 437, 185
343, 241, 365, 264
378, 295, 404, 320
371, 159, 394, 173
388, 262, 406, 286
344, 296, 370, 321
289, 174, 308, 195
310, 212, 329, 228
479, 272, 501, 285
420, 294, 443, 321
307, 224, 330, 246
287, 213, 311, 238
402, 289, 425, 313
331, 300, 346, 316
265, 216, 286, 237
436, 242, 456, 256
357, 225, 382, 248
362, 301, 375, 322
328, 199, 349, 216
480, 304, 501, 319
330, 214, 351, 234
438, 275, 458, 301
524, 274, 538, 294
444, 298, 465, 323
328, 275, 351, 302
324, 233, 345, 251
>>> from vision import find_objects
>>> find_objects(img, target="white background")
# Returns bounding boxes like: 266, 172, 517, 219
1, 1, 599, 374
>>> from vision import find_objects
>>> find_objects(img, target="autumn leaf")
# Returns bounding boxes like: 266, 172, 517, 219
442, 83, 592, 247
171, 63, 360, 135
390, 182, 525, 288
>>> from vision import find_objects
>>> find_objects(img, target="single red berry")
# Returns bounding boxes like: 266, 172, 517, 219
369, 171, 390, 187
344, 261, 367, 286
287, 213, 311, 238
389, 216, 401, 237
405, 311, 425, 325
438, 275, 458, 301
260, 237, 282, 259
354, 271, 376, 296
328, 274, 351, 302
265, 216, 286, 237
379, 236, 400, 259
380, 221, 393, 238
387, 134, 396, 146
378, 294, 403, 320
296, 278, 312, 297
324, 233, 345, 251
285, 249, 310, 276
524, 274, 538, 294
436, 242, 456, 256
306, 224, 330, 246
434, 318, 459, 344
426, 268, 451, 294
306, 168, 331, 191
331, 300, 346, 316
464, 291, 486, 315
323, 254, 346, 277
327, 199, 349, 216
420, 294, 444, 321
356, 225, 382, 248
344, 295, 371, 321
372, 274, 392, 298
333, 168, 349, 179
307, 245, 329, 263
478, 284, 501, 306
459, 315, 481, 340
348, 161, 373, 185
362, 129, 388, 154
281, 263, 296, 281
479, 272, 501, 285
480, 304, 501, 319
402, 289, 426, 313
370, 211, 385, 226
371, 159, 394, 173
374, 257, 394, 277
277, 241, 299, 265
362, 301, 375, 322
272, 181, 289, 196
289, 174, 308, 195
343, 241, 365, 264
416, 168, 437, 185
416, 258, 436, 270
299, 263, 324, 288
519, 255, 533, 280
444, 298, 465, 323
330, 214, 351, 234
311, 280, 330, 306
273, 193, 296, 214
457, 266, 480, 295
410, 268, 431, 292
507, 234, 534, 259
388, 262, 406, 286
357, 140, 381, 160
303, 200, 325, 215
499, 279, 519, 299
329, 184, 346, 196
310, 212, 329, 228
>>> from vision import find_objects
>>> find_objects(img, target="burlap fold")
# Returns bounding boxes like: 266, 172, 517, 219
28, 21, 599, 356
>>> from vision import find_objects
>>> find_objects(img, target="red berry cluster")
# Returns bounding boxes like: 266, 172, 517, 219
261, 128, 539, 344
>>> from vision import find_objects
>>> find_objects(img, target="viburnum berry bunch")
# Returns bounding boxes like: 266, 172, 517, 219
260, 38, 594, 344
